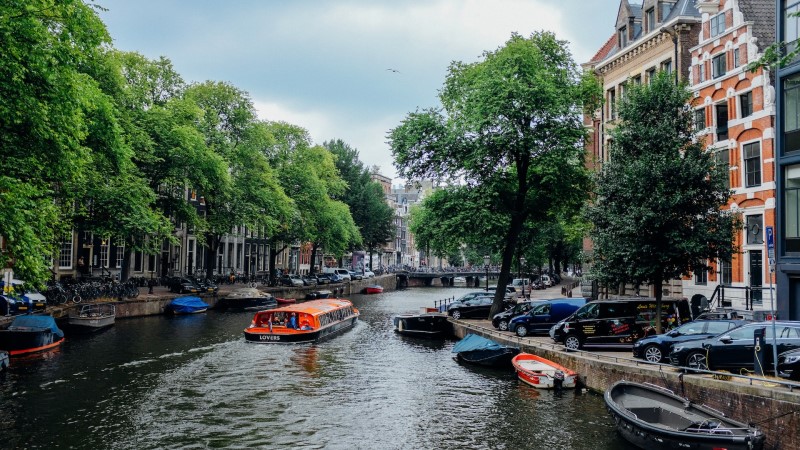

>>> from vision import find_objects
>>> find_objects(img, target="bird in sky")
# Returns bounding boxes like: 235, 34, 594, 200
386, 68, 400, 73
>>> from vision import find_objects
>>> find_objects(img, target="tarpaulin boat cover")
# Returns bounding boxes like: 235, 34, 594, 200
168, 296, 209, 313
9, 315, 64, 338
452, 333, 505, 353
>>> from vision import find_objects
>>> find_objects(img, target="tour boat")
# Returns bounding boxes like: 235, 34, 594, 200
216, 288, 277, 311
511, 353, 578, 389
363, 285, 384, 294
393, 307, 451, 338
66, 303, 116, 333
244, 298, 359, 344
0, 315, 65, 355
605, 380, 765, 450
452, 333, 520, 368
164, 296, 209, 315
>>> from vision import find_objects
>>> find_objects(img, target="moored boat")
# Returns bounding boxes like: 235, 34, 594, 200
305, 290, 332, 300
216, 288, 277, 311
275, 297, 296, 305
452, 333, 520, 368
244, 298, 359, 344
67, 303, 116, 332
164, 296, 209, 315
605, 380, 765, 450
511, 353, 577, 389
393, 307, 451, 338
0, 315, 65, 356
363, 285, 384, 294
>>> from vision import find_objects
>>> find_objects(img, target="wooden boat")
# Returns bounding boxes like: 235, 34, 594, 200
244, 298, 359, 344
66, 303, 116, 332
305, 290, 332, 300
164, 296, 209, 315
363, 285, 384, 294
605, 381, 766, 450
275, 297, 296, 305
0, 350, 8, 371
511, 353, 578, 389
217, 288, 277, 311
393, 307, 451, 338
0, 315, 65, 356
452, 333, 520, 368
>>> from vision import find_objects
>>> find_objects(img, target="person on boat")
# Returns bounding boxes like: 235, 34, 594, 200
288, 312, 297, 329
300, 319, 312, 330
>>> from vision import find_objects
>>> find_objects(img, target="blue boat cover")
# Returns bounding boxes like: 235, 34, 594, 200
10, 315, 64, 339
168, 296, 209, 313
452, 333, 505, 353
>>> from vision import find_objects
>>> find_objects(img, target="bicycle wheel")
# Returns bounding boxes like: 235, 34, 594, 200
72, 295, 82, 304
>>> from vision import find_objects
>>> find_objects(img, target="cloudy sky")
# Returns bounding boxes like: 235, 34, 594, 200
99, 0, 619, 183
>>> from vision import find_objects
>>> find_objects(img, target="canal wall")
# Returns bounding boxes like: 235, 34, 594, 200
451, 321, 800, 450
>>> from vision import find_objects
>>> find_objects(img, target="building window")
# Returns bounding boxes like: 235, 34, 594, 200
660, 1, 673, 21
710, 12, 725, 37
694, 108, 706, 130
58, 235, 73, 269
646, 8, 655, 32
100, 241, 109, 268
618, 26, 627, 47
116, 241, 125, 268
134, 251, 143, 272
746, 214, 764, 245
740, 91, 753, 118
661, 59, 672, 74
744, 142, 762, 188
712, 53, 726, 79
632, 75, 642, 85
695, 268, 707, 285
608, 88, 616, 120
698, 62, 706, 82
785, 164, 800, 254
715, 102, 728, 141
733, 47, 740, 68
786, 1, 800, 57
715, 148, 730, 189
646, 67, 656, 84
784, 73, 800, 154
719, 259, 732, 285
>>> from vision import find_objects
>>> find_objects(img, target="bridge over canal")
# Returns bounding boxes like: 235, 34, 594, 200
394, 271, 503, 288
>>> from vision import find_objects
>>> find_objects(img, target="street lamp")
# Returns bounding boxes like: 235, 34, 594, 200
519, 257, 525, 279
484, 255, 490, 292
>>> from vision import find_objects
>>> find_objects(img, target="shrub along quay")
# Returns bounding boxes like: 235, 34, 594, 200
450, 320, 800, 450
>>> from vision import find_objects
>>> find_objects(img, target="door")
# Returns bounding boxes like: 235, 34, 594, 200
749, 250, 763, 305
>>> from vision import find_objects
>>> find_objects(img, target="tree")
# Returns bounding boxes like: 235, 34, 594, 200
585, 72, 739, 333
389, 32, 598, 316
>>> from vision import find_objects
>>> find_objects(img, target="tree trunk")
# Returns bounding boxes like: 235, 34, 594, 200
204, 233, 220, 280
120, 242, 133, 282
654, 277, 664, 334
310, 243, 319, 275
489, 212, 526, 318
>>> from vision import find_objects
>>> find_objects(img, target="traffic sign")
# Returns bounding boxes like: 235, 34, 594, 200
766, 226, 775, 263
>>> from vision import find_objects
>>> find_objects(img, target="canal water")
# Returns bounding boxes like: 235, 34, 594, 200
0, 287, 635, 449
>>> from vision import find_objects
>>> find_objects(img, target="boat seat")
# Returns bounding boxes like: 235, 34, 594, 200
683, 420, 734, 435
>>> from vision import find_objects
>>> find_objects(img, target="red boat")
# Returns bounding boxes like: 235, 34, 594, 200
275, 297, 296, 305
363, 285, 383, 294
512, 353, 578, 389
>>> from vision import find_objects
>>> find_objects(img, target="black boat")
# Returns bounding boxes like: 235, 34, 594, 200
451, 333, 520, 368
393, 308, 451, 338
305, 289, 332, 300
216, 288, 277, 311
0, 315, 65, 355
605, 381, 765, 450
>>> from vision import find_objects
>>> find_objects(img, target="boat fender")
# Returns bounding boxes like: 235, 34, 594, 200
398, 319, 404, 331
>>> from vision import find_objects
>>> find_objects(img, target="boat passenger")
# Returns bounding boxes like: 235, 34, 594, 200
300, 320, 312, 330
288, 312, 297, 329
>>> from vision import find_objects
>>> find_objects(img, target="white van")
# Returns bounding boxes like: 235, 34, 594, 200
510, 278, 531, 297
323, 267, 351, 281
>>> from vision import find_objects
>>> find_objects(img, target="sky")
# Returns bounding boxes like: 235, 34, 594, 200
98, 0, 619, 183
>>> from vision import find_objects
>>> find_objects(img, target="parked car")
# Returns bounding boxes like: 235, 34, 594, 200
301, 275, 318, 286
363, 269, 375, 278
550, 297, 693, 350
631, 319, 749, 363
280, 274, 304, 287
777, 347, 800, 381
314, 274, 332, 285
169, 277, 202, 294
492, 300, 543, 331
509, 298, 587, 337
668, 321, 800, 373
348, 270, 363, 281
510, 278, 531, 297
189, 277, 218, 294
0, 294, 20, 316
695, 308, 755, 321
0, 279, 46, 312
447, 295, 511, 320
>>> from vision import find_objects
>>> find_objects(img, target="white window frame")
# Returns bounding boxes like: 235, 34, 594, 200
743, 140, 762, 188
58, 234, 73, 269
710, 12, 725, 38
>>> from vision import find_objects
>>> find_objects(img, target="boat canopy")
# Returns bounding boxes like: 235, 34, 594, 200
452, 333, 507, 353
168, 296, 209, 313
9, 315, 64, 338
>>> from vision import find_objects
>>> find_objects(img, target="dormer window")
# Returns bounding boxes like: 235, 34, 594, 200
618, 26, 627, 47
710, 12, 725, 37
660, 1, 674, 21
645, 8, 655, 33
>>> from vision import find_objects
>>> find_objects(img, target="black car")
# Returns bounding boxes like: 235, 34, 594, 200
669, 321, 800, 373
314, 274, 332, 285
492, 300, 542, 330
448, 295, 510, 320
777, 348, 800, 381
170, 277, 201, 294
301, 275, 318, 286
632, 319, 748, 363
190, 277, 218, 294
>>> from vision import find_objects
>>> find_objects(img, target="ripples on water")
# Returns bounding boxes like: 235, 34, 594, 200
0, 287, 634, 449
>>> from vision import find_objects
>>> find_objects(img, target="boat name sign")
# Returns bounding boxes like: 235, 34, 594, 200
259, 335, 281, 341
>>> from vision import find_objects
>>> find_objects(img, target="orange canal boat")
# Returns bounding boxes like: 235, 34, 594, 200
511, 353, 578, 389
244, 298, 359, 344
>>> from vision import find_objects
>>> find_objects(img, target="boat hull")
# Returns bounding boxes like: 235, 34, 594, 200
66, 315, 115, 332
393, 313, 451, 338
0, 330, 64, 355
605, 381, 765, 450
364, 286, 383, 294
217, 296, 277, 311
456, 348, 520, 368
244, 316, 358, 344
512, 353, 578, 389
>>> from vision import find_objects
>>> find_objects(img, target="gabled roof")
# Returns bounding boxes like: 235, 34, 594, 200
739, 0, 776, 52
587, 34, 618, 65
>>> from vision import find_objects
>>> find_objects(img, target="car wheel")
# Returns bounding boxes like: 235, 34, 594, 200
516, 325, 528, 337
564, 334, 582, 350
643, 345, 664, 363
686, 351, 708, 371
451, 310, 461, 320
498, 320, 509, 331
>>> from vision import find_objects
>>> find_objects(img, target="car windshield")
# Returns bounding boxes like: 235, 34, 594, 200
674, 322, 706, 335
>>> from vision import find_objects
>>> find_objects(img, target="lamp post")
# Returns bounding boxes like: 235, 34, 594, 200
484, 255, 490, 292
519, 257, 525, 279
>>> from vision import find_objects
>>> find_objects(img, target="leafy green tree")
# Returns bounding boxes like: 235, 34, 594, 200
585, 72, 738, 332
390, 32, 598, 316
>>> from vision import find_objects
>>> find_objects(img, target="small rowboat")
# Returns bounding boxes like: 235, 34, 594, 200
275, 297, 296, 305
512, 353, 578, 389
363, 285, 383, 294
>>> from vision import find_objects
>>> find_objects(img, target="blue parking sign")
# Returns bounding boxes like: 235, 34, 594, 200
766, 226, 774, 250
